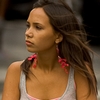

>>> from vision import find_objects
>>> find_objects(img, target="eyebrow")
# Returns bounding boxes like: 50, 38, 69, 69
26, 21, 44, 26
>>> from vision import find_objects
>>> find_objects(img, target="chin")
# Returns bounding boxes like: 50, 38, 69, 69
27, 48, 36, 53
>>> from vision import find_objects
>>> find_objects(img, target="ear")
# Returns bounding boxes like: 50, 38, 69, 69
55, 33, 63, 44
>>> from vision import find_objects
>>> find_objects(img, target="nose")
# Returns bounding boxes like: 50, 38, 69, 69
25, 28, 33, 38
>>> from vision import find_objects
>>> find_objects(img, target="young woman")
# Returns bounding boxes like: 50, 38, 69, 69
2, 0, 97, 100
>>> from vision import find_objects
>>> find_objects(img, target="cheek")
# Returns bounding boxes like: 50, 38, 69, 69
36, 35, 56, 49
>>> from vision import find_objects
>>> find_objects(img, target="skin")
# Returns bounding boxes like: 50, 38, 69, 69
2, 8, 97, 100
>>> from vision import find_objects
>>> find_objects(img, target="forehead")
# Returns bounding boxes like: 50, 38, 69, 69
28, 8, 50, 24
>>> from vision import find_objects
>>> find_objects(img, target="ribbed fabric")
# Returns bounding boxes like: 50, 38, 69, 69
19, 67, 76, 100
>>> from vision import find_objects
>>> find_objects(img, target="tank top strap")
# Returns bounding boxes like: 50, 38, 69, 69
20, 71, 30, 100
59, 67, 76, 100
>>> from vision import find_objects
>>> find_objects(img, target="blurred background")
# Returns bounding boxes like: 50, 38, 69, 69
0, 0, 100, 99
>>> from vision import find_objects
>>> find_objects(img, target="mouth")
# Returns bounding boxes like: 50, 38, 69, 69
25, 40, 34, 46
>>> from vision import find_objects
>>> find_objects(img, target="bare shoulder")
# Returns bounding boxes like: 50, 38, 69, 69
7, 61, 23, 73
4, 60, 24, 86
6, 61, 23, 78
74, 70, 97, 100
2, 61, 24, 100
4, 60, 24, 84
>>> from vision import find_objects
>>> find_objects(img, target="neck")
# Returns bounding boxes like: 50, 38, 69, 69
29, 51, 69, 74
36, 53, 60, 72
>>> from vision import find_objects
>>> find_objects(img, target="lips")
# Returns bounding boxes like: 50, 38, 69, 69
25, 40, 33, 46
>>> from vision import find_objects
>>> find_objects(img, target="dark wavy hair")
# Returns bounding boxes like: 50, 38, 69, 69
21, 0, 97, 95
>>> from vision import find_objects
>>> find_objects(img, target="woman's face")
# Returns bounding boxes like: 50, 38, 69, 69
25, 8, 58, 53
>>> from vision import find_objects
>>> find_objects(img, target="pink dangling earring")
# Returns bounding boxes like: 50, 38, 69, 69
57, 48, 69, 73
28, 54, 37, 68
58, 56, 69, 73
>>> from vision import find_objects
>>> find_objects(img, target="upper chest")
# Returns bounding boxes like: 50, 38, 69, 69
26, 69, 69, 99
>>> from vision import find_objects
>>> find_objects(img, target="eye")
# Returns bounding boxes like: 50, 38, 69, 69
26, 22, 30, 29
35, 25, 43, 30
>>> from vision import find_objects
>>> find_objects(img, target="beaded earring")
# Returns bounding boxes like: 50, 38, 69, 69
28, 54, 37, 68
57, 48, 69, 73
58, 56, 69, 73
